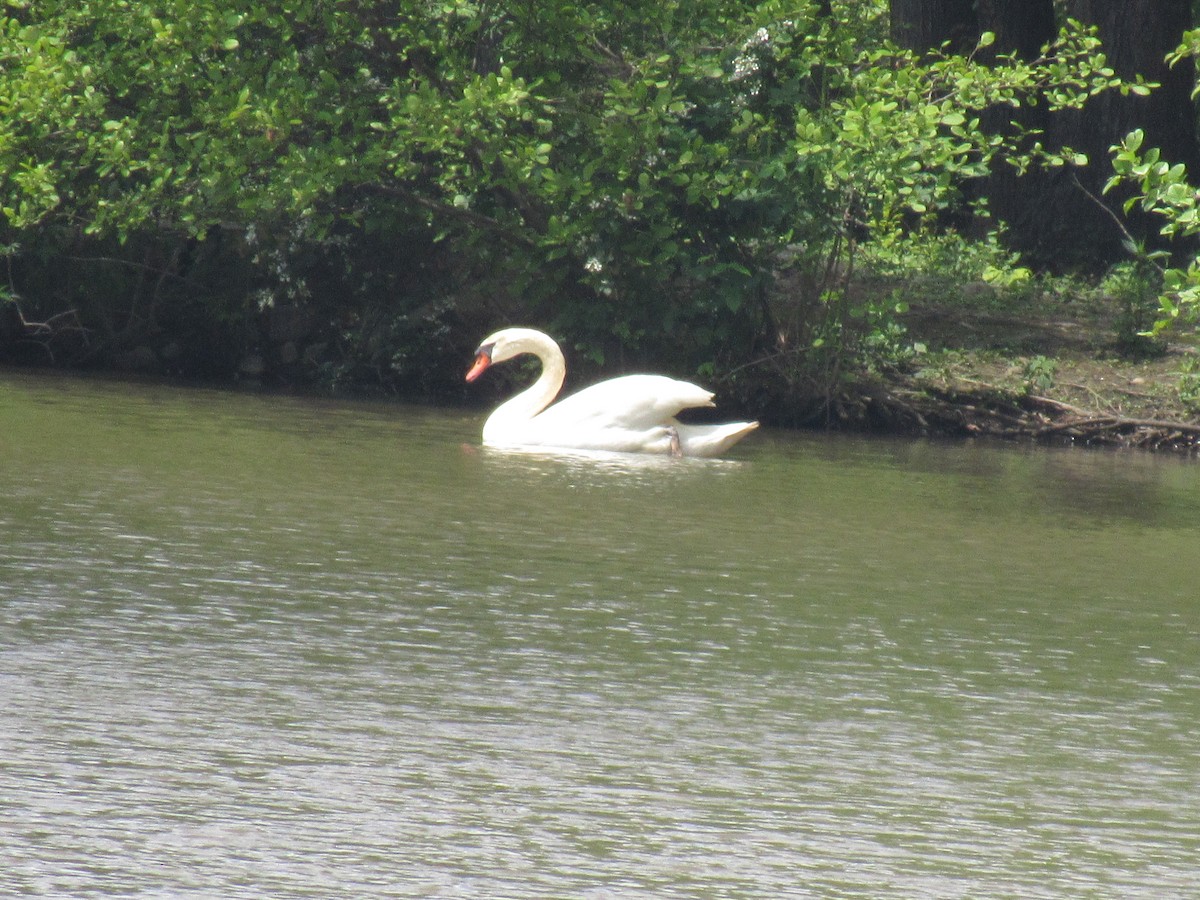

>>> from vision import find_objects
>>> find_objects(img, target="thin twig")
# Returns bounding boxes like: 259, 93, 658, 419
371, 184, 538, 248
1069, 171, 1162, 272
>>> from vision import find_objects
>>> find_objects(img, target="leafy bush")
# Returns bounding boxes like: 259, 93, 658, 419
0, 1, 1135, 402
1107, 127, 1200, 336
1178, 354, 1200, 410
1097, 259, 1167, 357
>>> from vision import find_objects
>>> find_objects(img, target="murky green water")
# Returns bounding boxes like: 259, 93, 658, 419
2, 370, 1199, 898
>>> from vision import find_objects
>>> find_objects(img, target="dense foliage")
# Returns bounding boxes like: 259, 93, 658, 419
0, 0, 1150, 414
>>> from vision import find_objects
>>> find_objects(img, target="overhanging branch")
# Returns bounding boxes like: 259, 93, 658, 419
371, 184, 540, 248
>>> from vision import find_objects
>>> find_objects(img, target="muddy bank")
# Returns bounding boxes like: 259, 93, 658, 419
869, 300, 1200, 452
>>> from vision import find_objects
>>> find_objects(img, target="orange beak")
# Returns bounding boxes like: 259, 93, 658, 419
465, 352, 491, 382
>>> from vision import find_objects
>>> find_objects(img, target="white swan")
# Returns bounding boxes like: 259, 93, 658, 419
465, 327, 758, 457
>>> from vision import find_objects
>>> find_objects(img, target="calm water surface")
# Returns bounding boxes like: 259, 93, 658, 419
2, 370, 1199, 898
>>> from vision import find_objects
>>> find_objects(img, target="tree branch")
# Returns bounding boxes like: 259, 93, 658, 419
1070, 171, 1160, 269
371, 184, 539, 248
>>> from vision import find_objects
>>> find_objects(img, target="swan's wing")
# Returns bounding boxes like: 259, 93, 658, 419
536, 374, 714, 432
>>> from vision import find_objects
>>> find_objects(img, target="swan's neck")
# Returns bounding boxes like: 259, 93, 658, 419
482, 333, 565, 439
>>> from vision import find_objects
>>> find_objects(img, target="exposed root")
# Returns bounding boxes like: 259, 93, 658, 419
2, 299, 89, 364
855, 373, 1200, 453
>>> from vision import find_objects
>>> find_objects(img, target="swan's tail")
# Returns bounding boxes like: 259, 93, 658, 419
676, 421, 759, 457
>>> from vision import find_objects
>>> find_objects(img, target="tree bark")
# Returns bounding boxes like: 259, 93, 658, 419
974, 0, 1055, 61
888, 0, 1200, 269
1066, 0, 1198, 175
970, 0, 1057, 254
1046, 0, 1200, 265
889, 0, 978, 53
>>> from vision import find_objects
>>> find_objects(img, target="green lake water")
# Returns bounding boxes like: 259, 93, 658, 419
2, 370, 1198, 897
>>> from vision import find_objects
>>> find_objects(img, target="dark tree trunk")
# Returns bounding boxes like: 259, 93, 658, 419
971, 0, 1057, 255
974, 0, 1056, 61
1044, 0, 1200, 266
888, 0, 1200, 269
889, 0, 978, 53
1066, 0, 1199, 176
889, 0, 1060, 252
891, 0, 1055, 60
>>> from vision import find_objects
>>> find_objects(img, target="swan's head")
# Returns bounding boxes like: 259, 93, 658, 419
465, 328, 558, 382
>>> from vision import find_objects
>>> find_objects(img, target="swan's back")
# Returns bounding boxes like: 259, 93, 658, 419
537, 374, 714, 432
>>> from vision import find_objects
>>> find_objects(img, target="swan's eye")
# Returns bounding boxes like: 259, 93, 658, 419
476, 342, 496, 359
